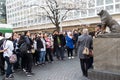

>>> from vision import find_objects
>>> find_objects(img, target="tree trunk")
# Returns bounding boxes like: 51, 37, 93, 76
56, 26, 60, 32
55, 23, 60, 32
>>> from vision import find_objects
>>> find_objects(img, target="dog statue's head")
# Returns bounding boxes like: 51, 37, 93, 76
97, 10, 104, 16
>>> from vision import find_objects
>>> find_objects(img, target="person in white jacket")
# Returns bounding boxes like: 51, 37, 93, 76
3, 33, 14, 79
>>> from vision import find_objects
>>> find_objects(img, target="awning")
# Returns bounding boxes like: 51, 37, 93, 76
0, 28, 13, 34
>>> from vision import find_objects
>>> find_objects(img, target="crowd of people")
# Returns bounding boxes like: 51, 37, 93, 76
0, 26, 101, 80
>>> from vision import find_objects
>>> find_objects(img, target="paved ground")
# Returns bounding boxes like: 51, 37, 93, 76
0, 57, 89, 80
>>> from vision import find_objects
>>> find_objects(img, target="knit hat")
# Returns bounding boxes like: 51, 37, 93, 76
5, 33, 12, 39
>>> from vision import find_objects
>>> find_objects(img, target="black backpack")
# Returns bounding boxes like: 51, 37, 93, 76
19, 42, 28, 53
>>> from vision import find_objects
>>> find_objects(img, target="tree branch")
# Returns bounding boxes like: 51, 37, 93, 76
40, 7, 56, 25
47, 16, 56, 25
61, 10, 70, 21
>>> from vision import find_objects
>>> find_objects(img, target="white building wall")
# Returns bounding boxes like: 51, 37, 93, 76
6, 0, 120, 28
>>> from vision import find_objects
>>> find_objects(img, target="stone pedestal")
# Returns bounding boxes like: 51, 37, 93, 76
88, 38, 120, 80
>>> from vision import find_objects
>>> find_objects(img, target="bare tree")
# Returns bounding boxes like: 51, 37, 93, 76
40, 0, 70, 31
24, 0, 95, 31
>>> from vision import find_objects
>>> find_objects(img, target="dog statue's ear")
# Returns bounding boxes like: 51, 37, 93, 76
97, 10, 104, 15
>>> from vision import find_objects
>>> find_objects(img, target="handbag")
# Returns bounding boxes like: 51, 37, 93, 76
31, 49, 35, 54
83, 47, 89, 55
3, 40, 17, 63
9, 54, 17, 63
89, 49, 93, 56
82, 38, 90, 55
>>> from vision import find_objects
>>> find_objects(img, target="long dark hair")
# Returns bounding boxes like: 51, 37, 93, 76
11, 32, 17, 41
18, 35, 25, 45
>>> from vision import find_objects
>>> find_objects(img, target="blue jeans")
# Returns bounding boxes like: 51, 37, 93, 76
4, 56, 12, 77
39, 51, 46, 63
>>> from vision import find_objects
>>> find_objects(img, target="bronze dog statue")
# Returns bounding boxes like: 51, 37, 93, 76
97, 10, 120, 33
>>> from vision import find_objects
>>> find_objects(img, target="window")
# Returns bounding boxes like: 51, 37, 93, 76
67, 11, 74, 20
81, 10, 87, 17
35, 18, 37, 23
18, 22, 20, 26
96, 0, 104, 6
74, 10, 80, 19
88, 0, 95, 8
105, 0, 113, 4
74, 0, 79, 2
115, 0, 120, 2
41, 16, 46, 22
38, 17, 41, 23
46, 17, 50, 23
115, 4, 120, 12
12, 23, 15, 27
106, 5, 113, 13
24, 21, 26, 25
80, 0, 87, 8
31, 20, 34, 24
88, 9, 95, 16
28, 20, 31, 24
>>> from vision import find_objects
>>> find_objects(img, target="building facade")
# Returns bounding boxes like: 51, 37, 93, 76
0, 0, 6, 23
6, 0, 120, 32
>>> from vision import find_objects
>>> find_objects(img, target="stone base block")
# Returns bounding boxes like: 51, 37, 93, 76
94, 38, 120, 73
88, 69, 120, 80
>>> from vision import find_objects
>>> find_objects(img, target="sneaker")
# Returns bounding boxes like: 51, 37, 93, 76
26, 72, 34, 77
51, 61, 54, 63
68, 57, 71, 59
71, 56, 74, 59
35, 63, 38, 66
30, 72, 34, 75
23, 68, 26, 72
42, 63, 46, 65
9, 74, 14, 79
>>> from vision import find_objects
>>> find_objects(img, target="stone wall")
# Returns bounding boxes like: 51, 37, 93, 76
94, 38, 120, 73
88, 38, 120, 80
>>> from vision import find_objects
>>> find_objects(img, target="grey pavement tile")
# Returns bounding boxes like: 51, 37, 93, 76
0, 58, 89, 80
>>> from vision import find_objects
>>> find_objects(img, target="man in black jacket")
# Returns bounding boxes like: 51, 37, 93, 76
36, 34, 43, 51
53, 30, 66, 60
21, 31, 34, 77
36, 34, 44, 64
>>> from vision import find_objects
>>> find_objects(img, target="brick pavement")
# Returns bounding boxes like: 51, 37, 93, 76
0, 57, 90, 80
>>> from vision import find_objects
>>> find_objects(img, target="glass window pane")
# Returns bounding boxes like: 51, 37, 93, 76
88, 9, 95, 16
115, 0, 120, 2
24, 21, 26, 25
115, 4, 120, 12
38, 17, 41, 23
31, 20, 33, 24
105, 0, 113, 4
74, 10, 80, 19
41, 16, 46, 22
96, 0, 104, 6
106, 5, 113, 13
46, 17, 50, 23
67, 11, 73, 20
79, 0, 87, 8
88, 0, 95, 7
81, 10, 87, 17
